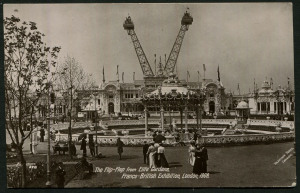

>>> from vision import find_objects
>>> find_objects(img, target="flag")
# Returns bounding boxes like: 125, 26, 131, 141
203, 64, 206, 71
122, 72, 124, 83
102, 66, 105, 82
133, 72, 135, 81
217, 65, 220, 82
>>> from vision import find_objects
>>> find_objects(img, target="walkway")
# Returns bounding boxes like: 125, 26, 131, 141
66, 142, 296, 188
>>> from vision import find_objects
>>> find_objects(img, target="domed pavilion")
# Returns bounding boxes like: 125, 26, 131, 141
235, 100, 251, 124
141, 74, 206, 134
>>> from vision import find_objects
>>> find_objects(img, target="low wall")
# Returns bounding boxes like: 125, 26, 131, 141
200, 132, 295, 146
55, 133, 175, 146
101, 119, 294, 128
55, 132, 294, 146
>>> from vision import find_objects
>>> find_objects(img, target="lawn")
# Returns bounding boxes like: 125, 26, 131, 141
66, 142, 296, 188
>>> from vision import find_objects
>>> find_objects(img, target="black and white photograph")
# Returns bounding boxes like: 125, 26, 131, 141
3, 3, 296, 188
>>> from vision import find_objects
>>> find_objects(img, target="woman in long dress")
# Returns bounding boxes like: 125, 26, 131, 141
193, 144, 202, 175
157, 143, 169, 168
146, 142, 156, 168
188, 141, 196, 166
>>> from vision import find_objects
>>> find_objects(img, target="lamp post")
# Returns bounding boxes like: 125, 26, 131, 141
45, 82, 52, 187
93, 92, 98, 156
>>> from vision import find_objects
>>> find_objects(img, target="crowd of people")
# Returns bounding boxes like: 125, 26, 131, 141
142, 131, 169, 169
141, 130, 208, 175
189, 140, 208, 174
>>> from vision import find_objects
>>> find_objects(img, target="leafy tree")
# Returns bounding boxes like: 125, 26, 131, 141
4, 15, 60, 187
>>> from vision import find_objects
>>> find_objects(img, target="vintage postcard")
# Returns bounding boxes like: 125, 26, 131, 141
4, 3, 296, 188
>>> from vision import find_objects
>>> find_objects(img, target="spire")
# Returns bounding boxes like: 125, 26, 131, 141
187, 70, 190, 83
102, 66, 105, 83
270, 77, 273, 89
133, 72, 135, 82
157, 56, 164, 76
122, 72, 124, 83
116, 65, 119, 82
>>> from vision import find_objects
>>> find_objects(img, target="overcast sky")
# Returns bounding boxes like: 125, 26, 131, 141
4, 3, 294, 94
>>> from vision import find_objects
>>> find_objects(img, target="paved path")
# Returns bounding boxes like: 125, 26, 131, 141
66, 142, 296, 188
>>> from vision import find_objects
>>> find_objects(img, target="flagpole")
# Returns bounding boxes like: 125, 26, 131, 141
203, 64, 206, 81
154, 54, 156, 76
187, 71, 189, 83
117, 65, 119, 82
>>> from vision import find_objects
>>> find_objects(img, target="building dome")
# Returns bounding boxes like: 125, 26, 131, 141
236, 101, 249, 109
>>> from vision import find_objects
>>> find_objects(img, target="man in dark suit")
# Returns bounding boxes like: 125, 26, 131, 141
200, 145, 208, 173
142, 141, 149, 164
55, 162, 66, 188
40, 127, 45, 142
154, 131, 166, 144
80, 136, 87, 157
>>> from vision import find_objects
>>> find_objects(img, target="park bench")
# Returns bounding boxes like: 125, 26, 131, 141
52, 145, 69, 155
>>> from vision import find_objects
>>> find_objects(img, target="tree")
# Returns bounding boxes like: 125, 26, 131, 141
54, 56, 96, 156
4, 15, 60, 187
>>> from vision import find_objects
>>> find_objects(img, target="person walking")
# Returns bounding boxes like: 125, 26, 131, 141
188, 140, 196, 166
89, 140, 95, 157
116, 138, 124, 160
55, 162, 66, 188
200, 144, 208, 173
193, 144, 202, 175
40, 127, 45, 142
193, 143, 208, 175
80, 136, 87, 157
142, 141, 149, 164
70, 141, 77, 156
157, 143, 169, 168
146, 142, 156, 169
154, 131, 166, 144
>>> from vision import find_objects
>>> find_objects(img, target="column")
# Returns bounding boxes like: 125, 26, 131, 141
144, 106, 148, 136
160, 106, 164, 132
259, 103, 262, 114
180, 108, 183, 130
169, 105, 172, 130
185, 104, 188, 131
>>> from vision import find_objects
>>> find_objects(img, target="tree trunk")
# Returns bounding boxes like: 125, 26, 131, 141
18, 147, 27, 188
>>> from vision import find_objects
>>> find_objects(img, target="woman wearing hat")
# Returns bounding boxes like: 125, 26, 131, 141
188, 140, 196, 166
193, 143, 208, 175
146, 142, 156, 168
157, 143, 169, 168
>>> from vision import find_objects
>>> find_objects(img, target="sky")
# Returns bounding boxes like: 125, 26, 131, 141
4, 3, 294, 94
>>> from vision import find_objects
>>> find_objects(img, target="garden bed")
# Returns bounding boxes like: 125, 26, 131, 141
7, 154, 82, 188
